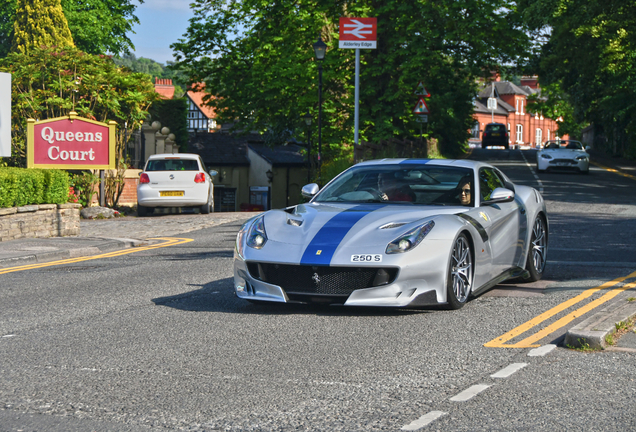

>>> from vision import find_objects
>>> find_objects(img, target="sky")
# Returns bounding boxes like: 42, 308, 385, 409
128, 0, 194, 64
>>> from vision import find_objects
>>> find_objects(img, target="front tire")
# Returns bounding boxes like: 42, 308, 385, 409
446, 233, 473, 309
525, 215, 547, 281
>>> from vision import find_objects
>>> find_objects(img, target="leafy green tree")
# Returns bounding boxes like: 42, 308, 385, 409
0, 0, 142, 57
61, 0, 143, 56
0, 46, 158, 205
520, 0, 636, 157
172, 0, 530, 161
11, 0, 75, 54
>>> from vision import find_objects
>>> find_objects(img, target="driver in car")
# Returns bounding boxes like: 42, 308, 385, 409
377, 172, 415, 202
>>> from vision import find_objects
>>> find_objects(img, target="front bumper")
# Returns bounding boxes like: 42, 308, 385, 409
233, 256, 447, 308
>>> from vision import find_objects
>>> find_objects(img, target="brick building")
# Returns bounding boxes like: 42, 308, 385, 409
472, 76, 567, 148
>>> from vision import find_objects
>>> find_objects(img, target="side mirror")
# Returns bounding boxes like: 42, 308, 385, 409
209, 170, 218, 177
484, 187, 515, 205
301, 183, 319, 198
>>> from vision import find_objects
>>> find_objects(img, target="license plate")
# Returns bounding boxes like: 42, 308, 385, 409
556, 162, 569, 166
160, 191, 184, 197
491, 133, 500, 136
351, 254, 382, 263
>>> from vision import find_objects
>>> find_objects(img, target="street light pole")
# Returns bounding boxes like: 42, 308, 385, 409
303, 110, 312, 184
313, 36, 327, 187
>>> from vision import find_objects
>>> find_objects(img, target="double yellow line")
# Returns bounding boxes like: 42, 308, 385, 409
485, 270, 636, 348
591, 161, 636, 181
0, 237, 193, 275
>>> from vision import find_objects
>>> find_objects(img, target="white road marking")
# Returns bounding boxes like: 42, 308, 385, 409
450, 384, 491, 402
490, 362, 528, 378
520, 150, 544, 193
528, 344, 557, 357
401, 411, 447, 430
2, 334, 15, 338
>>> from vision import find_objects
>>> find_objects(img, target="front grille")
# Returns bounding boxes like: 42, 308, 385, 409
550, 159, 576, 164
246, 262, 398, 296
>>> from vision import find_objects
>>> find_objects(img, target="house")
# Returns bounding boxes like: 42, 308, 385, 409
187, 132, 308, 211
154, 78, 175, 99
473, 76, 567, 148
186, 84, 218, 133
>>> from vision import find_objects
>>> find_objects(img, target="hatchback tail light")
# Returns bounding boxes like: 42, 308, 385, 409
194, 172, 206, 183
139, 173, 150, 183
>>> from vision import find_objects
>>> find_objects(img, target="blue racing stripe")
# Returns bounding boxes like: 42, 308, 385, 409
300, 204, 384, 266
399, 159, 431, 165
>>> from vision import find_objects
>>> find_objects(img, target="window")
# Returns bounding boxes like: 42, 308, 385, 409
547, 129, 550, 141
520, 99, 525, 115
471, 121, 480, 138
516, 124, 523, 143
479, 168, 506, 203
535, 128, 542, 146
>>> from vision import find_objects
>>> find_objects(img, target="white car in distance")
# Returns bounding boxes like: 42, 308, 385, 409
536, 140, 590, 174
137, 153, 215, 216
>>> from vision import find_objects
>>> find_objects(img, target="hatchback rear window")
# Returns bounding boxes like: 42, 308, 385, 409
486, 124, 505, 132
146, 159, 200, 171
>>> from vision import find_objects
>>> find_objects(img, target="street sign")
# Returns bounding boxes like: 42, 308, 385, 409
0, 72, 10, 157
414, 82, 430, 97
339, 17, 377, 49
412, 97, 430, 114
415, 115, 428, 123
487, 97, 497, 110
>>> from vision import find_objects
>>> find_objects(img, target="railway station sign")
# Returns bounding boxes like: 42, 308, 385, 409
27, 111, 116, 169
339, 17, 377, 49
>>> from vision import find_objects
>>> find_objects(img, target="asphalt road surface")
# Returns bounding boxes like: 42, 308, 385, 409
1, 149, 635, 431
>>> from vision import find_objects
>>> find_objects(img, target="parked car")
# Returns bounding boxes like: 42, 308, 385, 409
481, 123, 509, 149
137, 153, 215, 216
234, 159, 548, 309
536, 140, 590, 174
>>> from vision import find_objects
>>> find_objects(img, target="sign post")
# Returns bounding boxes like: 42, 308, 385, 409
0, 72, 11, 158
412, 83, 432, 141
339, 17, 377, 161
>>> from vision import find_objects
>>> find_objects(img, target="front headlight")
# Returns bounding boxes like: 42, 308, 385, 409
540, 153, 553, 160
247, 215, 268, 249
386, 221, 435, 254
575, 155, 588, 161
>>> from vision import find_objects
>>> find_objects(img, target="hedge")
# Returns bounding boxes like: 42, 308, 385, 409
0, 167, 69, 208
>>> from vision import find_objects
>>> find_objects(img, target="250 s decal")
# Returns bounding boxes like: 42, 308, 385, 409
351, 254, 382, 262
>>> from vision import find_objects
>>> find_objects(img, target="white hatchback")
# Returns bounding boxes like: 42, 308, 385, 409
137, 153, 215, 216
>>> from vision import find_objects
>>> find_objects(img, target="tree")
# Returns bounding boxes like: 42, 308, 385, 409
61, 0, 143, 56
520, 0, 636, 157
0, 46, 158, 204
11, 0, 75, 54
172, 0, 530, 162
0, 0, 143, 57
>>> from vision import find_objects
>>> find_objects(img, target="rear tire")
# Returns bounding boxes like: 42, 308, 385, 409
200, 194, 212, 214
525, 215, 547, 282
137, 204, 152, 217
446, 233, 473, 309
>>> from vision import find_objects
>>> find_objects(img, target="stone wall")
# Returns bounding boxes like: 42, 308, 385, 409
0, 203, 82, 242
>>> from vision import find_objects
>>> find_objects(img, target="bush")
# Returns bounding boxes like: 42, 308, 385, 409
0, 167, 69, 208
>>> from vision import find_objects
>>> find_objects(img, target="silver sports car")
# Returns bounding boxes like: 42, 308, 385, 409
234, 159, 548, 309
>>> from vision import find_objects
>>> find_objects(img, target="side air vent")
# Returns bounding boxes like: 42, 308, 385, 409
380, 222, 407, 230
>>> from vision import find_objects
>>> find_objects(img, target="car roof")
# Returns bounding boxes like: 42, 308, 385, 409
147, 153, 201, 160
354, 158, 491, 170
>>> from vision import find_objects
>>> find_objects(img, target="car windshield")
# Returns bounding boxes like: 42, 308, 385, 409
313, 164, 474, 206
544, 140, 583, 150
146, 159, 199, 171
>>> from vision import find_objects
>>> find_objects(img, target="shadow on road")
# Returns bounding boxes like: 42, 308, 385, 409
152, 277, 432, 317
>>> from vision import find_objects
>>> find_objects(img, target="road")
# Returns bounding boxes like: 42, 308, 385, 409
0, 149, 635, 431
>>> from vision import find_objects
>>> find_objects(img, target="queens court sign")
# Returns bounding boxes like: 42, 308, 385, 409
27, 111, 116, 169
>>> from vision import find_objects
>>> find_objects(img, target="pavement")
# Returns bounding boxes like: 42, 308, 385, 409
1, 147, 635, 350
